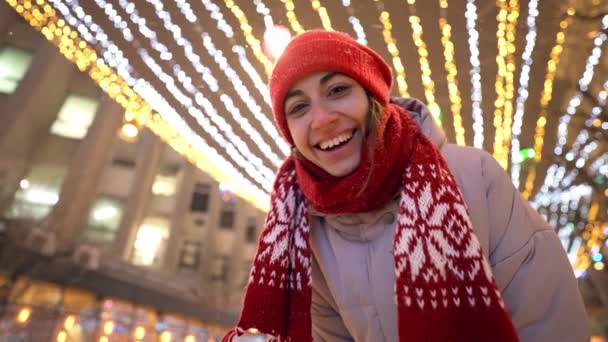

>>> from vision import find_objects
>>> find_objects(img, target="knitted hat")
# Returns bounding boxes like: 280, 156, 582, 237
269, 30, 393, 145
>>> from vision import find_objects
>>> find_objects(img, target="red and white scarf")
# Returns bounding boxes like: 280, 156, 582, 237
224, 105, 519, 341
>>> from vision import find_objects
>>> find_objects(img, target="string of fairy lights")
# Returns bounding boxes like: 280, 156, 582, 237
510, 0, 539, 188
374, 2, 410, 99
6, 0, 607, 273
465, 0, 484, 149
521, 6, 577, 199
92, 0, 277, 190
531, 14, 608, 276
280, 0, 304, 34
341, 0, 367, 45
310, 0, 332, 30
438, 0, 466, 145
492, 0, 519, 169
401, 0, 442, 121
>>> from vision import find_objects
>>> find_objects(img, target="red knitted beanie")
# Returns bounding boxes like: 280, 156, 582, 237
269, 30, 393, 145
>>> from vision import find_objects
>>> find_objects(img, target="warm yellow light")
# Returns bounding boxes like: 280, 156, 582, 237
103, 321, 114, 335
19, 179, 30, 189
16, 308, 31, 324
184, 335, 196, 342
594, 262, 605, 271
99, 337, 109, 342
134, 326, 146, 340
121, 122, 139, 139
160, 331, 172, 342
56, 331, 67, 342
64, 315, 76, 330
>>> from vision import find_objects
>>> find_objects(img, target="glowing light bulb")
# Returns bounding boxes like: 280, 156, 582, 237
263, 24, 291, 60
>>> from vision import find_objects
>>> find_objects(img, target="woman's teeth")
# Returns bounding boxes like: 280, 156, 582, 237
318, 131, 353, 150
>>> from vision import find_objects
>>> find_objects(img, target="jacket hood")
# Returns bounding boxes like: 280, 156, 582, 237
390, 97, 447, 149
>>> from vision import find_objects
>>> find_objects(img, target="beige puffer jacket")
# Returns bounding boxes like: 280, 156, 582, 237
309, 98, 589, 342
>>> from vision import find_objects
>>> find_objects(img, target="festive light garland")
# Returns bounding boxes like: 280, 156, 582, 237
96, 0, 277, 189
492, 0, 519, 169
197, 0, 273, 108
6, 0, 271, 211
310, 0, 332, 30
465, 0, 485, 148
522, 12, 608, 199
537, 78, 608, 199
341, 0, 367, 45
376, 6, 410, 99
438, 0, 466, 145
223, 0, 274, 77
401, 0, 442, 120
253, 0, 275, 30
510, 0, 539, 188
280, 0, 305, 34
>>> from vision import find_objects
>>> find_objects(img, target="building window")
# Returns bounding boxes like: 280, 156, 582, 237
82, 197, 124, 245
245, 218, 257, 243
5, 164, 66, 221
152, 163, 180, 197
131, 216, 170, 267
50, 95, 99, 140
210, 256, 229, 282
0, 45, 33, 94
190, 183, 210, 213
178, 241, 201, 271
219, 207, 235, 229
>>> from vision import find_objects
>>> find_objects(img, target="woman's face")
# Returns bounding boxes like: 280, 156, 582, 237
284, 71, 370, 177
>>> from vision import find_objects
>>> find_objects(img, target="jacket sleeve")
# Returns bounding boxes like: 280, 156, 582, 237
481, 152, 590, 342
311, 252, 354, 342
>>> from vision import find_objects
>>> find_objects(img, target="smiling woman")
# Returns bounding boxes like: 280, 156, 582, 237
223, 30, 589, 342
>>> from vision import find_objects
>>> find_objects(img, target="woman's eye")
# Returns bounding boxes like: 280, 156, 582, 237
287, 103, 308, 116
328, 85, 350, 97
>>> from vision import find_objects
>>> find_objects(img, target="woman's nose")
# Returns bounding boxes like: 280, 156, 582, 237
310, 103, 338, 130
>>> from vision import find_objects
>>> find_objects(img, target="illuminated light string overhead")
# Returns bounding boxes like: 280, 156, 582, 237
401, 0, 442, 121
523, 11, 608, 199
171, 0, 289, 156
65, 0, 272, 194
253, 0, 275, 30
105, 0, 275, 189
97, 0, 277, 189
373, 1, 410, 100
131, 0, 285, 165
7, 0, 271, 211
310, 0, 332, 30
465, 0, 485, 148
438, 0, 466, 145
223, 0, 274, 77
510, 0, 539, 188
341, 0, 368, 45
536, 78, 608, 199
521, 6, 576, 198
280, 0, 305, 34
492, 0, 519, 169
84, 0, 277, 193
197, 0, 273, 107
200, 34, 289, 156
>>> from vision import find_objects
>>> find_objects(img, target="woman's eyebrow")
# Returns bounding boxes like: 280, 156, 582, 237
285, 89, 303, 102
285, 72, 341, 102
319, 72, 339, 85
